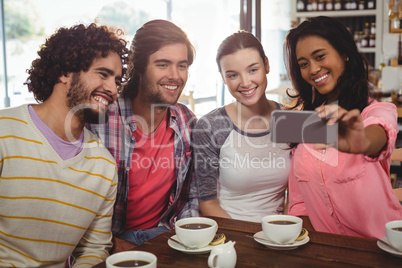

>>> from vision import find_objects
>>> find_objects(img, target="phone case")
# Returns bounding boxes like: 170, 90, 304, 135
270, 110, 337, 144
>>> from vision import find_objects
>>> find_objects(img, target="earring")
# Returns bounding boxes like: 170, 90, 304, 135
345, 56, 349, 61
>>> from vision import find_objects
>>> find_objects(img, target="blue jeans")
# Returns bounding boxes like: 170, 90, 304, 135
116, 225, 170, 245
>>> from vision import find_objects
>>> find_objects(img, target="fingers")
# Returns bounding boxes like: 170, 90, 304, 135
313, 143, 328, 150
315, 105, 360, 126
313, 142, 336, 150
315, 104, 343, 125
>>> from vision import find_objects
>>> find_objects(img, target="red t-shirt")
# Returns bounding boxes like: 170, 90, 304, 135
126, 114, 175, 230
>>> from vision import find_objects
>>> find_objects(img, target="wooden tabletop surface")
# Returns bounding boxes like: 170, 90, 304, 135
94, 216, 402, 267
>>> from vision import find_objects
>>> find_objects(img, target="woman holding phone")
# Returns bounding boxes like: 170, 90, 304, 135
284, 16, 402, 239
192, 31, 291, 222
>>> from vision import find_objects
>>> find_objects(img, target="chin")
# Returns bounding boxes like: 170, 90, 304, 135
83, 109, 109, 124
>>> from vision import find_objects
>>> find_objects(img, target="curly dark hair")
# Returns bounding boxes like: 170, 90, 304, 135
122, 19, 195, 99
24, 23, 129, 103
284, 16, 370, 112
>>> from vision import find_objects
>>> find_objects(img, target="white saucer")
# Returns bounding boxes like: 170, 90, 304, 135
377, 237, 402, 258
253, 231, 309, 250
167, 235, 213, 254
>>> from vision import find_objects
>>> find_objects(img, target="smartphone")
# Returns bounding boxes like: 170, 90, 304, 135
270, 110, 337, 144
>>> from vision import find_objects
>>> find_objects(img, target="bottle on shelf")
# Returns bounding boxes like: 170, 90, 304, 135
358, 0, 365, 10
306, 0, 312, 11
363, 22, 370, 36
297, 0, 305, 12
311, 0, 318, 11
318, 0, 325, 11
345, 0, 357, 10
369, 34, 375, 48
398, 34, 402, 65
325, 0, 334, 11
370, 22, 376, 35
361, 33, 368, 48
349, 0, 357, 10
367, 0, 375, 9
334, 0, 342, 11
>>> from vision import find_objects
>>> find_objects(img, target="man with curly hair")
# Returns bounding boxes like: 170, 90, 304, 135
87, 19, 200, 246
0, 23, 129, 267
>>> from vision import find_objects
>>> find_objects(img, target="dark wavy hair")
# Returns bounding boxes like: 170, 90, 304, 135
121, 19, 195, 99
283, 16, 369, 112
216, 30, 266, 72
24, 23, 129, 103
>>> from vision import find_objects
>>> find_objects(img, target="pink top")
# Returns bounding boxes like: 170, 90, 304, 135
288, 100, 402, 239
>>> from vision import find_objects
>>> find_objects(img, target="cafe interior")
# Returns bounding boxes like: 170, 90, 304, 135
1, 0, 402, 267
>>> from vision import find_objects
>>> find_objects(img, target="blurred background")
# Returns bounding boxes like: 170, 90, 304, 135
0, 0, 291, 117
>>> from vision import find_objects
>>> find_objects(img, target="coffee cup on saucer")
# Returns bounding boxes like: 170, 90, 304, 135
385, 220, 402, 252
175, 217, 218, 249
261, 215, 303, 245
105, 251, 157, 268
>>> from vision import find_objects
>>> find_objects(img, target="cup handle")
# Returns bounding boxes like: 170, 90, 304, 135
208, 252, 218, 268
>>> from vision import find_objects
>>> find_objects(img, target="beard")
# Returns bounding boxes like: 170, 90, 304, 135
139, 73, 181, 109
66, 73, 109, 124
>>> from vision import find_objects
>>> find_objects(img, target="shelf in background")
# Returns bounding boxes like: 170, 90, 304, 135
295, 10, 377, 18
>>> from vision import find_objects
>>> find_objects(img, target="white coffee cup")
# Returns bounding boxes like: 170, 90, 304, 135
175, 217, 218, 249
261, 215, 303, 244
385, 220, 402, 252
105, 251, 157, 268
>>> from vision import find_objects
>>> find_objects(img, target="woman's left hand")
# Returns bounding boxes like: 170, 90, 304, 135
315, 104, 365, 153
314, 104, 386, 155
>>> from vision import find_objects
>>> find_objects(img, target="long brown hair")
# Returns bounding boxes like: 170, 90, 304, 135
283, 16, 369, 112
122, 19, 195, 99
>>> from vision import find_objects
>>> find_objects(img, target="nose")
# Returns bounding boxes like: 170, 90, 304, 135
168, 66, 180, 80
104, 78, 118, 101
309, 61, 321, 75
240, 74, 252, 88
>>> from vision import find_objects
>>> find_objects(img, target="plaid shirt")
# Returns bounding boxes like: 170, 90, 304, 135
87, 96, 200, 234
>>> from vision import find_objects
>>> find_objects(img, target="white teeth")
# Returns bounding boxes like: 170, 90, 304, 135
242, 88, 255, 95
314, 74, 329, 83
94, 96, 109, 105
162, 85, 178, 90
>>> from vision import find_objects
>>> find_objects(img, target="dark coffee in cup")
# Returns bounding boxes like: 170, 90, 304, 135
114, 260, 150, 267
392, 227, 402, 232
179, 223, 212, 229
268, 220, 296, 225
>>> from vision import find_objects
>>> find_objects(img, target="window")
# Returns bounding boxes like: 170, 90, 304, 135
0, 0, 291, 116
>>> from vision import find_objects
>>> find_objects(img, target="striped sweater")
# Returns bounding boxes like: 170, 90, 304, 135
0, 105, 118, 267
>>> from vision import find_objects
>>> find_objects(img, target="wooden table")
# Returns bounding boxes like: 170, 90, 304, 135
94, 216, 401, 267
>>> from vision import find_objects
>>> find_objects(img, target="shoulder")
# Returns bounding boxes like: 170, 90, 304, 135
362, 99, 397, 118
0, 105, 30, 125
0, 104, 26, 116
170, 102, 196, 120
195, 107, 231, 129
169, 103, 197, 130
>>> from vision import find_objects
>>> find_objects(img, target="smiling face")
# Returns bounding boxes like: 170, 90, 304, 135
220, 48, 269, 106
66, 51, 122, 123
138, 43, 189, 106
296, 35, 346, 103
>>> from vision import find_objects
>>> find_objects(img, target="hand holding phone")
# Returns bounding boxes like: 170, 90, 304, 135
270, 110, 337, 144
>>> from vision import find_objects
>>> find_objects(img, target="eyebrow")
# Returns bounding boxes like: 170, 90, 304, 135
224, 62, 259, 74
153, 59, 189, 65
95, 67, 122, 81
297, 48, 326, 62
